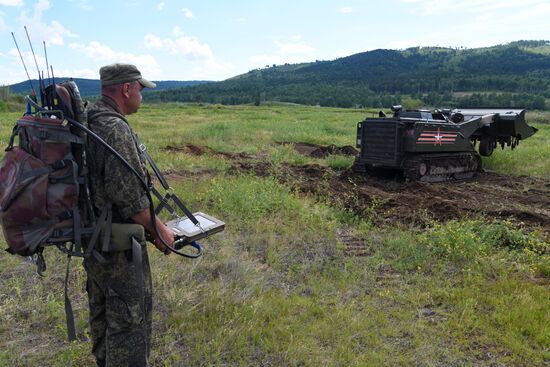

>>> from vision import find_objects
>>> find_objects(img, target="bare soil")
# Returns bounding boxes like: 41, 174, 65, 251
164, 143, 550, 233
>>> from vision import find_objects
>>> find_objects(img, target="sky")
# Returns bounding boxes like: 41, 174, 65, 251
1, 0, 549, 85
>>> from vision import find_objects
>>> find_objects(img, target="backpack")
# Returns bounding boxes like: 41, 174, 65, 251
0, 81, 110, 341
0, 81, 100, 265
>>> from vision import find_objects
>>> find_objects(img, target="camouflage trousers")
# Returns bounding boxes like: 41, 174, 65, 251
84, 244, 153, 367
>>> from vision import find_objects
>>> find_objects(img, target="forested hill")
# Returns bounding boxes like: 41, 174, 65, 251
8, 78, 210, 97
148, 40, 550, 109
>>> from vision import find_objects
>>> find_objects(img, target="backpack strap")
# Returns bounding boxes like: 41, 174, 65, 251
6, 124, 19, 151
131, 237, 145, 315
20, 124, 84, 145
63, 247, 77, 341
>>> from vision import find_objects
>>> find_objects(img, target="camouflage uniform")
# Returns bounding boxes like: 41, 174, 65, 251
84, 95, 152, 367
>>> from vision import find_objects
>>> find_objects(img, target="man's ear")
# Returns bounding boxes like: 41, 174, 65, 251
121, 82, 131, 99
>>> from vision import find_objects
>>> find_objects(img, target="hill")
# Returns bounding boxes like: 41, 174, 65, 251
148, 40, 550, 109
7, 78, 211, 97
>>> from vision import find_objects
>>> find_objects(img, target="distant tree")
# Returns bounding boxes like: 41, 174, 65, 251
0, 86, 10, 101
402, 96, 424, 109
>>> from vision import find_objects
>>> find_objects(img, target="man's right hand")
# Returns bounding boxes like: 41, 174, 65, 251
153, 222, 176, 255
131, 208, 175, 255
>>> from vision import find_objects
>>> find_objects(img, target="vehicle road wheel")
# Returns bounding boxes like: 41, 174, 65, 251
419, 162, 428, 177
479, 136, 495, 156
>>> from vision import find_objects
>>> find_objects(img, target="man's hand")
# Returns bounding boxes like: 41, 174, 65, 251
132, 208, 175, 255
152, 222, 176, 255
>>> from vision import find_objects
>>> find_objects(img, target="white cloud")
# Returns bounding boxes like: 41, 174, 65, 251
157, 1, 165, 11
0, 11, 6, 32
335, 49, 351, 58
275, 40, 314, 54
52, 68, 96, 79
78, 0, 93, 11
235, 17, 245, 23
142, 32, 233, 79
67, 0, 93, 11
16, 0, 77, 46
399, 0, 548, 15
338, 6, 353, 13
181, 7, 193, 18
392, 0, 550, 49
144, 33, 213, 60
171, 26, 184, 37
69, 41, 161, 78
8, 47, 47, 73
190, 58, 234, 80
249, 54, 310, 67
0, 0, 23, 6
249, 36, 315, 69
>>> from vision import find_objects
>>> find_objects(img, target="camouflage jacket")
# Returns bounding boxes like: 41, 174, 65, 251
87, 96, 149, 222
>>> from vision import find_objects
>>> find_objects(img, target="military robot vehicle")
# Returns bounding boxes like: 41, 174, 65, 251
352, 106, 538, 182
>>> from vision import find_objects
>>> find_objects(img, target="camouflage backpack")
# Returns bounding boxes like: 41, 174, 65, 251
0, 80, 103, 269
0, 80, 113, 340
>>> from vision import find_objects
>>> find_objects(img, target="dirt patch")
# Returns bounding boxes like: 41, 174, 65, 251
277, 142, 358, 158
163, 144, 252, 159
163, 143, 550, 234
227, 160, 550, 232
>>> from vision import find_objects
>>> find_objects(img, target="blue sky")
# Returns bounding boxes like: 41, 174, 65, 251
1, 0, 549, 85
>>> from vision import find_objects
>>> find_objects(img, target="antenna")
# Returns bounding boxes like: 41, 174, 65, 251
43, 41, 51, 82
50, 65, 58, 107
24, 26, 45, 107
11, 31, 36, 97
43, 41, 53, 108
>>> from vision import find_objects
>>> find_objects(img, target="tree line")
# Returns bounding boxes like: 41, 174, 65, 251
145, 41, 550, 110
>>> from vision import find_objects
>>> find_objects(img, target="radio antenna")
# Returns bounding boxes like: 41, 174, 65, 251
50, 65, 58, 107
43, 41, 53, 108
43, 41, 51, 83
24, 26, 44, 106
11, 31, 36, 97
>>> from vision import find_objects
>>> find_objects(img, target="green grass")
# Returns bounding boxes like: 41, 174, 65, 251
0, 104, 548, 366
482, 113, 550, 177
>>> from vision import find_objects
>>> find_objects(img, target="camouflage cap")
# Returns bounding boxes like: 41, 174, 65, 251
99, 63, 156, 88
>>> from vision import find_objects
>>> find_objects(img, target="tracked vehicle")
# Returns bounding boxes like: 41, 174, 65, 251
352, 106, 538, 182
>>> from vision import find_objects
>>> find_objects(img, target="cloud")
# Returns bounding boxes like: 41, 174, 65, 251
142, 32, 234, 79
190, 58, 234, 80
338, 6, 353, 13
399, 0, 548, 15
157, 1, 165, 11
8, 47, 48, 77
0, 11, 5, 32
392, 0, 550, 48
0, 0, 23, 6
69, 41, 161, 78
249, 37, 315, 68
51, 68, 96, 79
144, 33, 213, 60
77, 0, 93, 11
181, 7, 193, 18
275, 40, 314, 54
67, 0, 93, 11
171, 26, 184, 37
16, 0, 77, 46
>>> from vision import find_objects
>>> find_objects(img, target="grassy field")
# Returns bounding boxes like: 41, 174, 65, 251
0, 104, 548, 366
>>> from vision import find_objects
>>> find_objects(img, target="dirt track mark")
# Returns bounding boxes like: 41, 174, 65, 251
163, 143, 550, 233
276, 142, 358, 158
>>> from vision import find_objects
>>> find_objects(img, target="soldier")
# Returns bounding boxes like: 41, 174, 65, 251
85, 63, 175, 367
